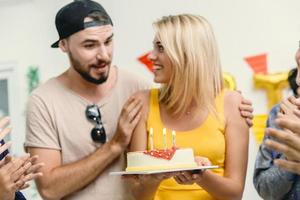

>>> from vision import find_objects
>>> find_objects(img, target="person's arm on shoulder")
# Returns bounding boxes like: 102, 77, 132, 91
27, 95, 142, 200
253, 105, 295, 199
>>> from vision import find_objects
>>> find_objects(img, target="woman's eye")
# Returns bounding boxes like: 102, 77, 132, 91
158, 45, 164, 52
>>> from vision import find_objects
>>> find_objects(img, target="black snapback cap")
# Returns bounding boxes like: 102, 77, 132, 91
51, 0, 113, 48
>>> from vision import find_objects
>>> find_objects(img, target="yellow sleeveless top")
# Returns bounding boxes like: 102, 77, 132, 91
146, 89, 226, 200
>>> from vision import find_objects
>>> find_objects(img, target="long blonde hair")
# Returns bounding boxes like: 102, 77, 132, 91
153, 14, 224, 117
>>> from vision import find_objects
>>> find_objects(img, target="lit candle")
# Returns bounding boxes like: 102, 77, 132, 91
172, 130, 176, 147
163, 128, 167, 150
149, 127, 154, 150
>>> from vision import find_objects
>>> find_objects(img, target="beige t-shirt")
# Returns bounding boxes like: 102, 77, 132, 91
25, 68, 152, 200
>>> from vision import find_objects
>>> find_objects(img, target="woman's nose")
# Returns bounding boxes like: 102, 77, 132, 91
147, 50, 156, 61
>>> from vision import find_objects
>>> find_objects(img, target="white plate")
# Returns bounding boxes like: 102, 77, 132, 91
109, 165, 219, 175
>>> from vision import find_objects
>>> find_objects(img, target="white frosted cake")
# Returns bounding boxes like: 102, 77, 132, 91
126, 147, 197, 172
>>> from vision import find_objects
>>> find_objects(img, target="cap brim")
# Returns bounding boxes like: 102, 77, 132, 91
51, 40, 59, 48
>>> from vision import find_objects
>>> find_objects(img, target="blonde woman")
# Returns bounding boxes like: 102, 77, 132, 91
128, 14, 249, 200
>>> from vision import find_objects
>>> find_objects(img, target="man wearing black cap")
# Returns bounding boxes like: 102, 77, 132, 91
24, 1, 254, 199
25, 0, 149, 199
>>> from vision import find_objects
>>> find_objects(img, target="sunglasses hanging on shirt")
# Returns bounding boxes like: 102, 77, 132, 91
85, 104, 106, 144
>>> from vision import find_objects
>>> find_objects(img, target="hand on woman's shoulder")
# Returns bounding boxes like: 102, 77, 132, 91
224, 90, 243, 105
131, 90, 151, 119
224, 90, 247, 126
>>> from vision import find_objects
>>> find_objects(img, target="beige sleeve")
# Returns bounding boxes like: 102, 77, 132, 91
24, 94, 61, 150
136, 75, 154, 91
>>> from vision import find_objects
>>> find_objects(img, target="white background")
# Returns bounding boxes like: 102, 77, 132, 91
1, 0, 300, 199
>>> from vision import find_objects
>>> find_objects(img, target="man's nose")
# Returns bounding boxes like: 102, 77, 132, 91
97, 46, 109, 61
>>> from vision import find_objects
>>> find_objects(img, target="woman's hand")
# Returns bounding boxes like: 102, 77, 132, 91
173, 156, 211, 185
123, 171, 176, 186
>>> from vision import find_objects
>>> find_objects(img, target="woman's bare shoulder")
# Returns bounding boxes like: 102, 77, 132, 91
224, 90, 243, 106
131, 89, 151, 104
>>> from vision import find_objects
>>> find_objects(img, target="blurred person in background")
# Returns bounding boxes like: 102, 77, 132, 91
0, 117, 43, 200
253, 49, 300, 200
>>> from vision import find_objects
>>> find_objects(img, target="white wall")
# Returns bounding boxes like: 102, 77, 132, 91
1, 0, 300, 199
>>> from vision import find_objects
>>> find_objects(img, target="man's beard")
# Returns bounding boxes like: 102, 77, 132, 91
69, 52, 110, 85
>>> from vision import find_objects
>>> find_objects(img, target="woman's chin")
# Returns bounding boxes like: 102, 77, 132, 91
153, 77, 167, 84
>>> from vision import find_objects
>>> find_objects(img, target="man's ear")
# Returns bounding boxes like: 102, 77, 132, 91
59, 39, 69, 52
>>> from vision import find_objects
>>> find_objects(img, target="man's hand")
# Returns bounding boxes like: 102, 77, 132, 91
239, 97, 254, 127
265, 116, 300, 175
286, 96, 300, 118
273, 159, 300, 175
280, 96, 299, 121
111, 97, 143, 151
265, 127, 300, 161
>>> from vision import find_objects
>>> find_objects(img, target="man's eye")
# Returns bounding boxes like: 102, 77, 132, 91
84, 44, 95, 48
105, 39, 112, 45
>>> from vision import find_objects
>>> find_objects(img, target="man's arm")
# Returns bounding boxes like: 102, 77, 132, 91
28, 142, 122, 200
28, 97, 142, 200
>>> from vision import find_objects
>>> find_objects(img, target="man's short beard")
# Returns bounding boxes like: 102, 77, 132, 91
69, 52, 109, 85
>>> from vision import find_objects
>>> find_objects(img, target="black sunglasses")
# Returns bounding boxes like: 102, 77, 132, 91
85, 104, 106, 143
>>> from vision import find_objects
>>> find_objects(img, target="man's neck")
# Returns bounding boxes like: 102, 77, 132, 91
57, 66, 117, 103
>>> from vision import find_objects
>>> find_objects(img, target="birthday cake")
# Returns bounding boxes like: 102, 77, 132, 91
126, 147, 197, 172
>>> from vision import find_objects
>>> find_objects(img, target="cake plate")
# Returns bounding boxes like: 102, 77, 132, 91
110, 165, 219, 175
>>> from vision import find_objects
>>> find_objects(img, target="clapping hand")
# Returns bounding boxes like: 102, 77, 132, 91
0, 117, 44, 200
0, 117, 12, 155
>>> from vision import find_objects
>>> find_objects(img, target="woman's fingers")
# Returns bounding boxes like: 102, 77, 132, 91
194, 156, 212, 166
